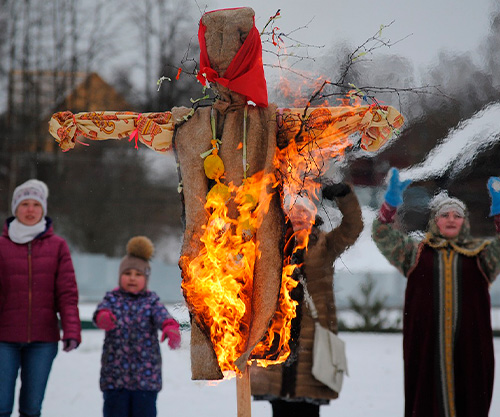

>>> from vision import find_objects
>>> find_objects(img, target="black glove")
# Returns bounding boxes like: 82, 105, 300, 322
322, 183, 350, 200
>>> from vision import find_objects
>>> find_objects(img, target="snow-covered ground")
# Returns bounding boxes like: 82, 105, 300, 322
18, 327, 500, 417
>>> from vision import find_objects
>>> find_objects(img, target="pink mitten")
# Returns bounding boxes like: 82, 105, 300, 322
161, 318, 181, 349
95, 309, 117, 331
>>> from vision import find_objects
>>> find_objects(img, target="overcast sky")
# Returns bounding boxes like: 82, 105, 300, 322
208, 0, 496, 69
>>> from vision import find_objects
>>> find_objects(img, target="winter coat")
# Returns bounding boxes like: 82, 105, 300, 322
0, 217, 81, 343
251, 186, 363, 403
372, 213, 500, 417
94, 289, 172, 392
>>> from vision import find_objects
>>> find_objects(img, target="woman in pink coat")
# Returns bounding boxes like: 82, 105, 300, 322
0, 180, 81, 417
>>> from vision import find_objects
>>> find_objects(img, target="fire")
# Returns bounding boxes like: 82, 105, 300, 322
252, 105, 357, 366
181, 172, 278, 376
251, 262, 299, 367
181, 99, 400, 378
276, 106, 354, 243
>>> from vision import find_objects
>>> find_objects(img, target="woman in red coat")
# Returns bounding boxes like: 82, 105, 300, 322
0, 179, 81, 417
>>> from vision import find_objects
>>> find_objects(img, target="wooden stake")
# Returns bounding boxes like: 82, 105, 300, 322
236, 366, 251, 417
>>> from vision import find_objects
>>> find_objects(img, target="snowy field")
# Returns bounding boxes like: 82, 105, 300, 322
24, 329, 500, 417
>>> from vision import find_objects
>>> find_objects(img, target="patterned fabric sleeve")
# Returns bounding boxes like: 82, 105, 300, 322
372, 218, 420, 277
49, 111, 176, 153
479, 216, 500, 282
277, 105, 404, 152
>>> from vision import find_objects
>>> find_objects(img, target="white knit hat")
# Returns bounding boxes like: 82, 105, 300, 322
429, 191, 466, 218
11, 179, 49, 216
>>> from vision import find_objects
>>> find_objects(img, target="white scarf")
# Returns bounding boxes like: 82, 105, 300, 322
8, 218, 47, 244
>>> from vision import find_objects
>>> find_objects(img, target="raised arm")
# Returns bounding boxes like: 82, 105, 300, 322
480, 176, 500, 282
372, 168, 419, 276
322, 183, 363, 258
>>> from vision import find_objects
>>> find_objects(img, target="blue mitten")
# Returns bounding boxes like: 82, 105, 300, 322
487, 176, 500, 216
384, 167, 412, 207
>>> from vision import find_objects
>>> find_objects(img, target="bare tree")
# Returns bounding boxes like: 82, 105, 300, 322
1, 0, 183, 253
122, 0, 200, 110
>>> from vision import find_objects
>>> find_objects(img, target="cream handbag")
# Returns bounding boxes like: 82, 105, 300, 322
301, 277, 348, 393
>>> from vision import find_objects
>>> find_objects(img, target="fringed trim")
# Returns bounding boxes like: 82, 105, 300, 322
423, 233, 490, 257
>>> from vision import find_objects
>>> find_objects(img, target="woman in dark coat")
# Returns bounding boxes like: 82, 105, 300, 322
251, 182, 363, 417
0, 180, 81, 417
372, 168, 500, 417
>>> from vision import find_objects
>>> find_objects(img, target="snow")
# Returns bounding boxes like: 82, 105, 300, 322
334, 208, 393, 273
15, 328, 500, 417
401, 102, 500, 182
31, 180, 500, 416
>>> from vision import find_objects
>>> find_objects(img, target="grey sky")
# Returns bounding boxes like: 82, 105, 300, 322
210, 0, 495, 68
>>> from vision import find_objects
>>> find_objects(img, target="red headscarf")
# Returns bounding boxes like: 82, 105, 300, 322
197, 9, 268, 108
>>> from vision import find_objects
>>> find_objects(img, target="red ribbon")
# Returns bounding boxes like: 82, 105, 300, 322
63, 113, 89, 151
129, 114, 142, 150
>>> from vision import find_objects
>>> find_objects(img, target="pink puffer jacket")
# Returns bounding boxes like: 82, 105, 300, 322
0, 218, 81, 343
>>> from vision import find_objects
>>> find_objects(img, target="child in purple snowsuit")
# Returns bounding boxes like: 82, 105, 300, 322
93, 236, 181, 417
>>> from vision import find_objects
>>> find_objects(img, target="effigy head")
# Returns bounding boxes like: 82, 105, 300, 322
201, 7, 255, 75
197, 7, 268, 107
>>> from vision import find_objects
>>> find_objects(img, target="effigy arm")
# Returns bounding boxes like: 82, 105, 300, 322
48, 110, 176, 153
277, 104, 404, 152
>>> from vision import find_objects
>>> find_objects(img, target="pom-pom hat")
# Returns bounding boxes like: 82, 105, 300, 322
11, 179, 49, 216
119, 236, 154, 279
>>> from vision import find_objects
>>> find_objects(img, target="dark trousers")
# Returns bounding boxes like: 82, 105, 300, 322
271, 399, 320, 417
103, 389, 158, 417
0, 341, 58, 417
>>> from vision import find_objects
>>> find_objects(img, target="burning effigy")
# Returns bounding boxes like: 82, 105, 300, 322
48, 7, 403, 383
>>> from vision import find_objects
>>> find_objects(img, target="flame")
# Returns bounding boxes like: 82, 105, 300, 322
181, 172, 277, 377
252, 104, 359, 367
250, 261, 298, 367
182, 96, 393, 377
276, 106, 354, 243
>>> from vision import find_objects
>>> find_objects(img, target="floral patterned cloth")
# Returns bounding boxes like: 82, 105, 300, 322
93, 289, 172, 391
49, 111, 175, 153
48, 105, 404, 154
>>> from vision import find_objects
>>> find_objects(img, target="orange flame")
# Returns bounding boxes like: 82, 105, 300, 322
251, 261, 298, 367
252, 104, 359, 367
181, 172, 278, 376
182, 94, 393, 377
276, 107, 354, 245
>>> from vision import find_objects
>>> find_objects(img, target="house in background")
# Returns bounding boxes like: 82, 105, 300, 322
7, 70, 132, 153
2, 70, 133, 214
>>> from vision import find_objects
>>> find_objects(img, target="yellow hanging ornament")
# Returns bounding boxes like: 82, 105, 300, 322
206, 180, 231, 203
236, 217, 255, 241
239, 191, 258, 210
204, 151, 225, 180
